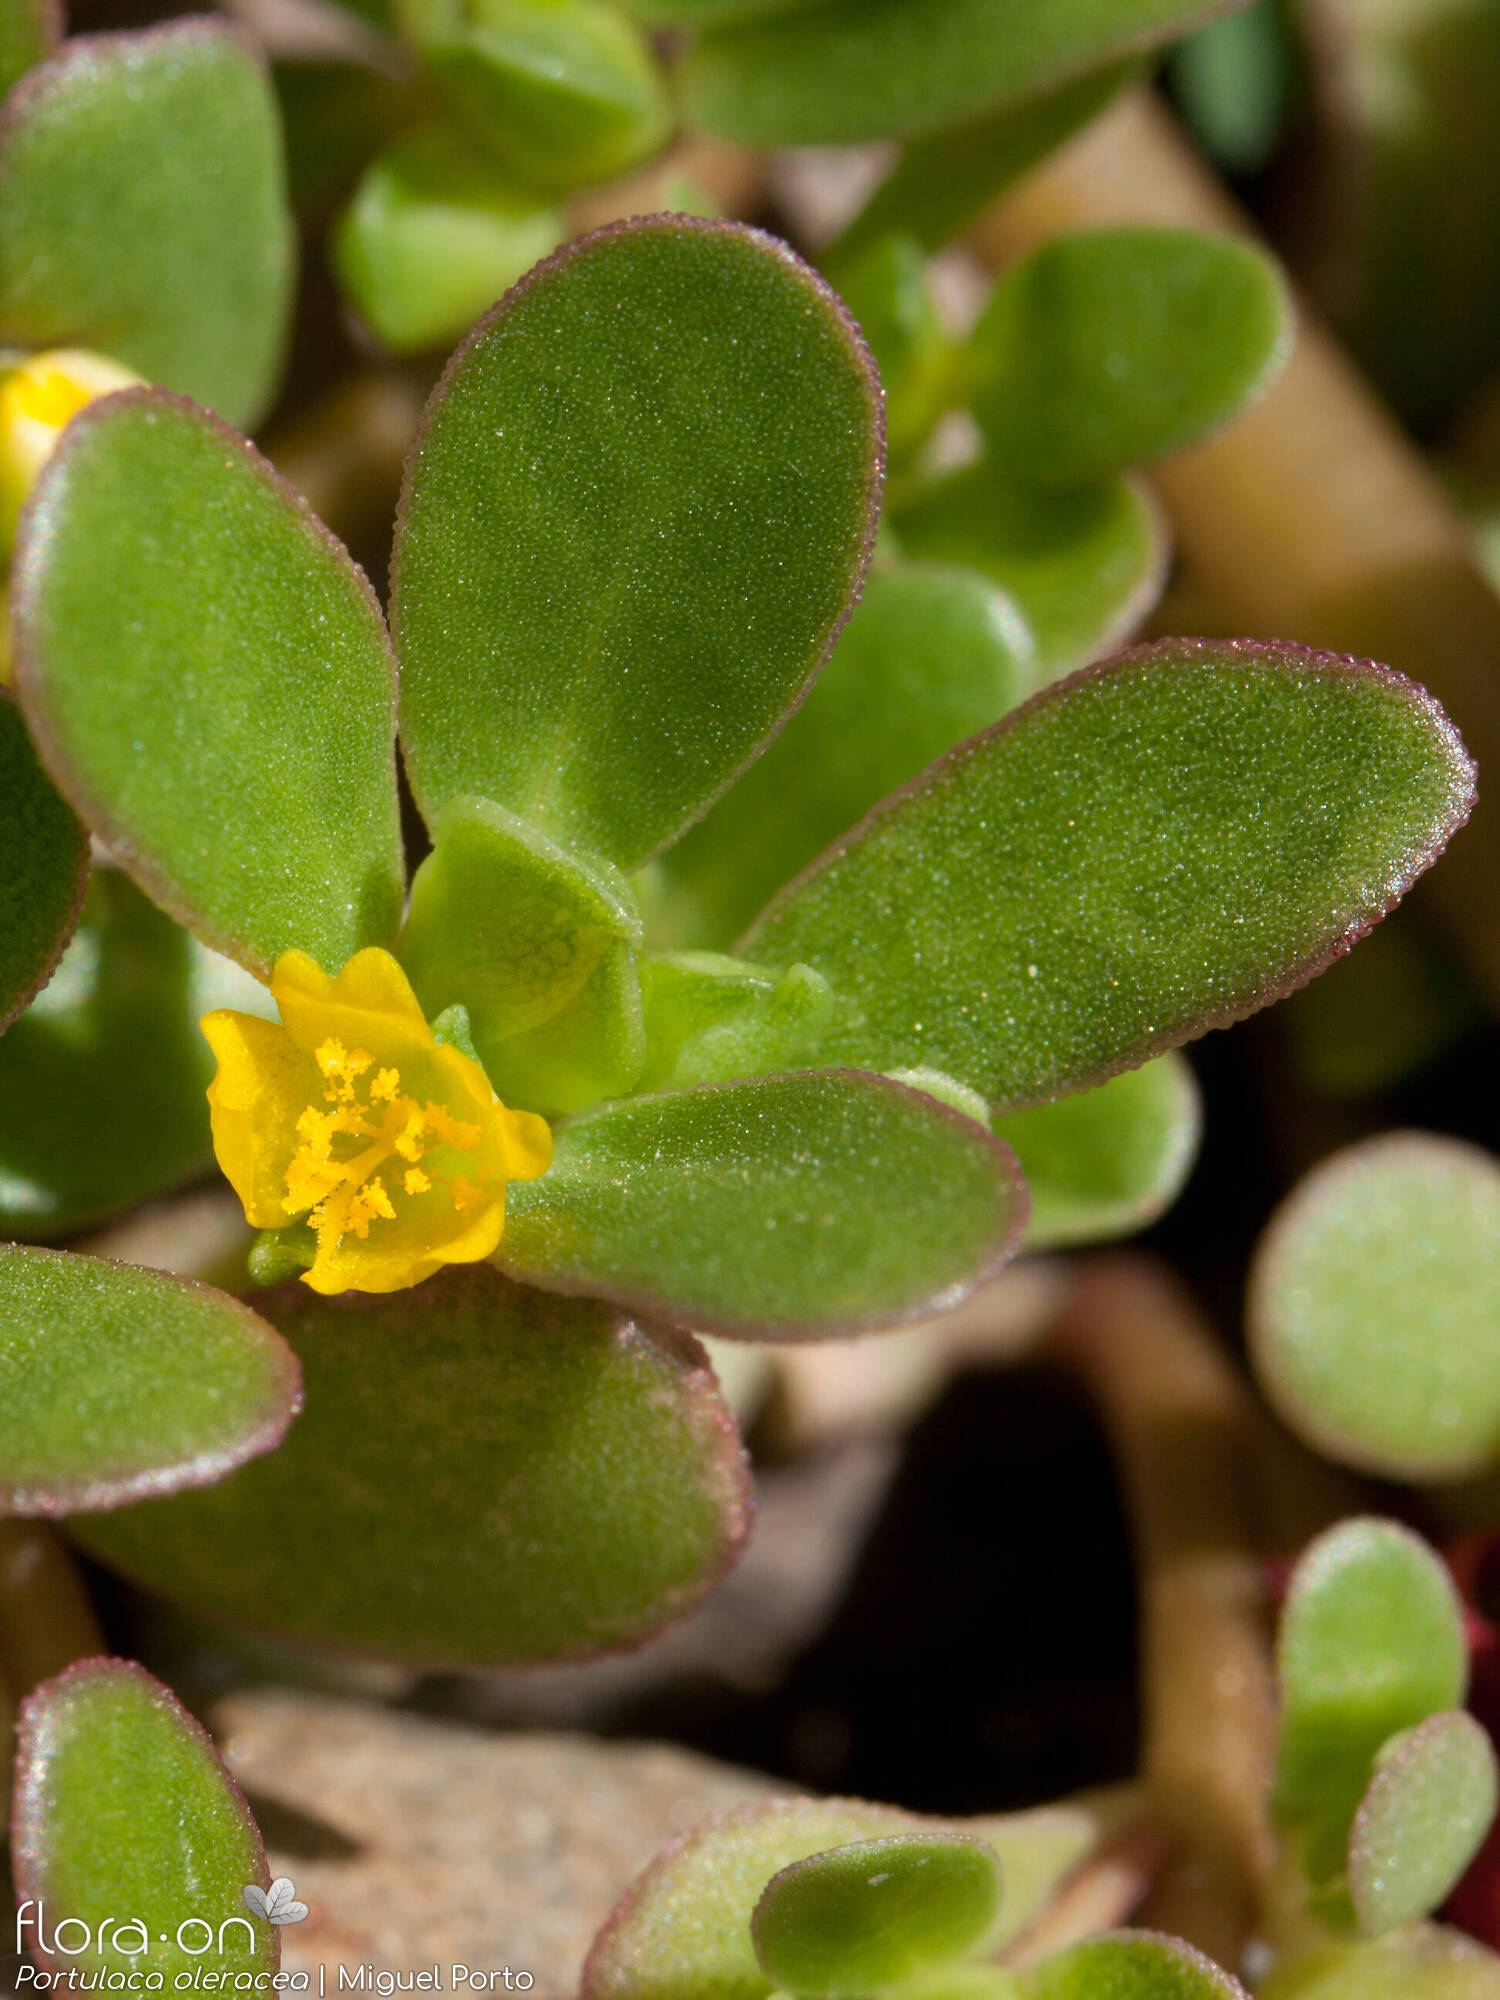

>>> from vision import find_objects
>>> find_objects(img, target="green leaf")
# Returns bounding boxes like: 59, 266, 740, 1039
0, 1243, 299, 1515
0, 0, 57, 100
967, 227, 1292, 486
0, 870, 271, 1239
1275, 1518, 1467, 1887
0, 687, 86, 1031
15, 388, 405, 978
637, 952, 836, 1091
1349, 1713, 1499, 1937
751, 1834, 1003, 1995
74, 1266, 749, 1666
680, 0, 1259, 145
995, 1053, 1201, 1251
895, 463, 1166, 681
500, 1069, 1027, 1337
0, 20, 294, 428
333, 123, 563, 355
1020, 1932, 1248, 2000
1168, 3, 1299, 178
834, 237, 953, 466
392, 215, 883, 871
828, 63, 1143, 267
12, 1659, 275, 1978
743, 642, 1475, 1111
623, 0, 824, 24
399, 793, 645, 1113
1258, 1929, 1500, 2000
417, 0, 672, 192
583, 1799, 931, 2000
1250, 1133, 1500, 1481
655, 560, 1033, 950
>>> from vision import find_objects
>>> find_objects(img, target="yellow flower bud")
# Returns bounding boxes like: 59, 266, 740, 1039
0, 348, 143, 554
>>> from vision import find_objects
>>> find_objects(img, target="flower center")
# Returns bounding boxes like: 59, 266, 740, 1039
282, 1037, 488, 1249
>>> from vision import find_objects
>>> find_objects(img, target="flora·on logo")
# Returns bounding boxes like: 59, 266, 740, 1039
241, 1883, 307, 1929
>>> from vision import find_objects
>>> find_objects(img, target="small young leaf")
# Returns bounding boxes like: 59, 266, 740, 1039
398, 793, 643, 1093
637, 953, 836, 1091
333, 123, 563, 354
1275, 1518, 1467, 1886
0, 20, 294, 428
743, 642, 1475, 1111
583, 1799, 934, 2000
500, 1069, 1027, 1337
1020, 1931, 1248, 2000
0, 871, 269, 1239
680, 0, 1259, 145
13, 1659, 275, 1979
74, 1267, 748, 1665
419, 0, 672, 193
0, 688, 86, 1031
0, 0, 58, 99
15, 389, 405, 977
392, 216, 883, 870
657, 561, 1033, 949
1249, 1133, 1500, 1480
751, 1834, 1003, 1995
0, 1244, 299, 1515
968, 227, 1292, 486
896, 464, 1167, 681
995, 1053, 1200, 1251
1349, 1713, 1499, 1937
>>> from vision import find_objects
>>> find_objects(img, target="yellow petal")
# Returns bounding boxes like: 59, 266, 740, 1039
271, 947, 431, 1060
301, 1190, 507, 1295
201, 1010, 321, 1229
499, 1106, 553, 1183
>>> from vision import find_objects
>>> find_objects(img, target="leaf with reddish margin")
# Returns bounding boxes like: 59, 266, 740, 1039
0, 19, 293, 428
499, 1069, 1028, 1340
743, 640, 1476, 1112
1350, 1712, 1499, 1936
584, 1799, 929, 2000
73, 1266, 750, 1667
0, 1244, 300, 1516
392, 215, 884, 872
0, 689, 87, 1033
15, 388, 405, 978
13, 1659, 276, 1980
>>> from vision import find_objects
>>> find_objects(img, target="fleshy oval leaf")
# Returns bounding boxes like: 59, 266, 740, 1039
499, 1069, 1028, 1338
12, 1659, 275, 1979
1249, 1133, 1500, 1481
0, 870, 270, 1239
968, 226, 1292, 487
392, 215, 883, 870
655, 560, 1034, 951
895, 465, 1167, 683
0, 19, 294, 428
743, 641, 1475, 1112
1257, 1929, 1500, 2000
15, 388, 405, 977
584, 1798, 931, 2000
0, 688, 87, 1031
1275, 1517, 1467, 1886
995, 1053, 1201, 1252
0, 1244, 299, 1514
74, 1266, 749, 1666
680, 0, 1258, 146
1349, 1713, 1499, 1937
751, 1834, 1002, 1996
1019, 1931, 1247, 2000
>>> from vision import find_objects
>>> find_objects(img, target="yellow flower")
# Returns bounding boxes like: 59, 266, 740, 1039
0, 348, 143, 563
202, 948, 552, 1296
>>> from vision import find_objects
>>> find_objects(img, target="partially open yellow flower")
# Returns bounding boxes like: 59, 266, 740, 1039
202, 948, 552, 1296
0, 348, 143, 559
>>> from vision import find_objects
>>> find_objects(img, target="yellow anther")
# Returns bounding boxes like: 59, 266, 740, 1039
370, 1067, 401, 1102
403, 1168, 430, 1196
395, 1107, 428, 1162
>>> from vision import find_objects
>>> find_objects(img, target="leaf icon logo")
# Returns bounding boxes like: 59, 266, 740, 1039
244, 1878, 309, 1925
